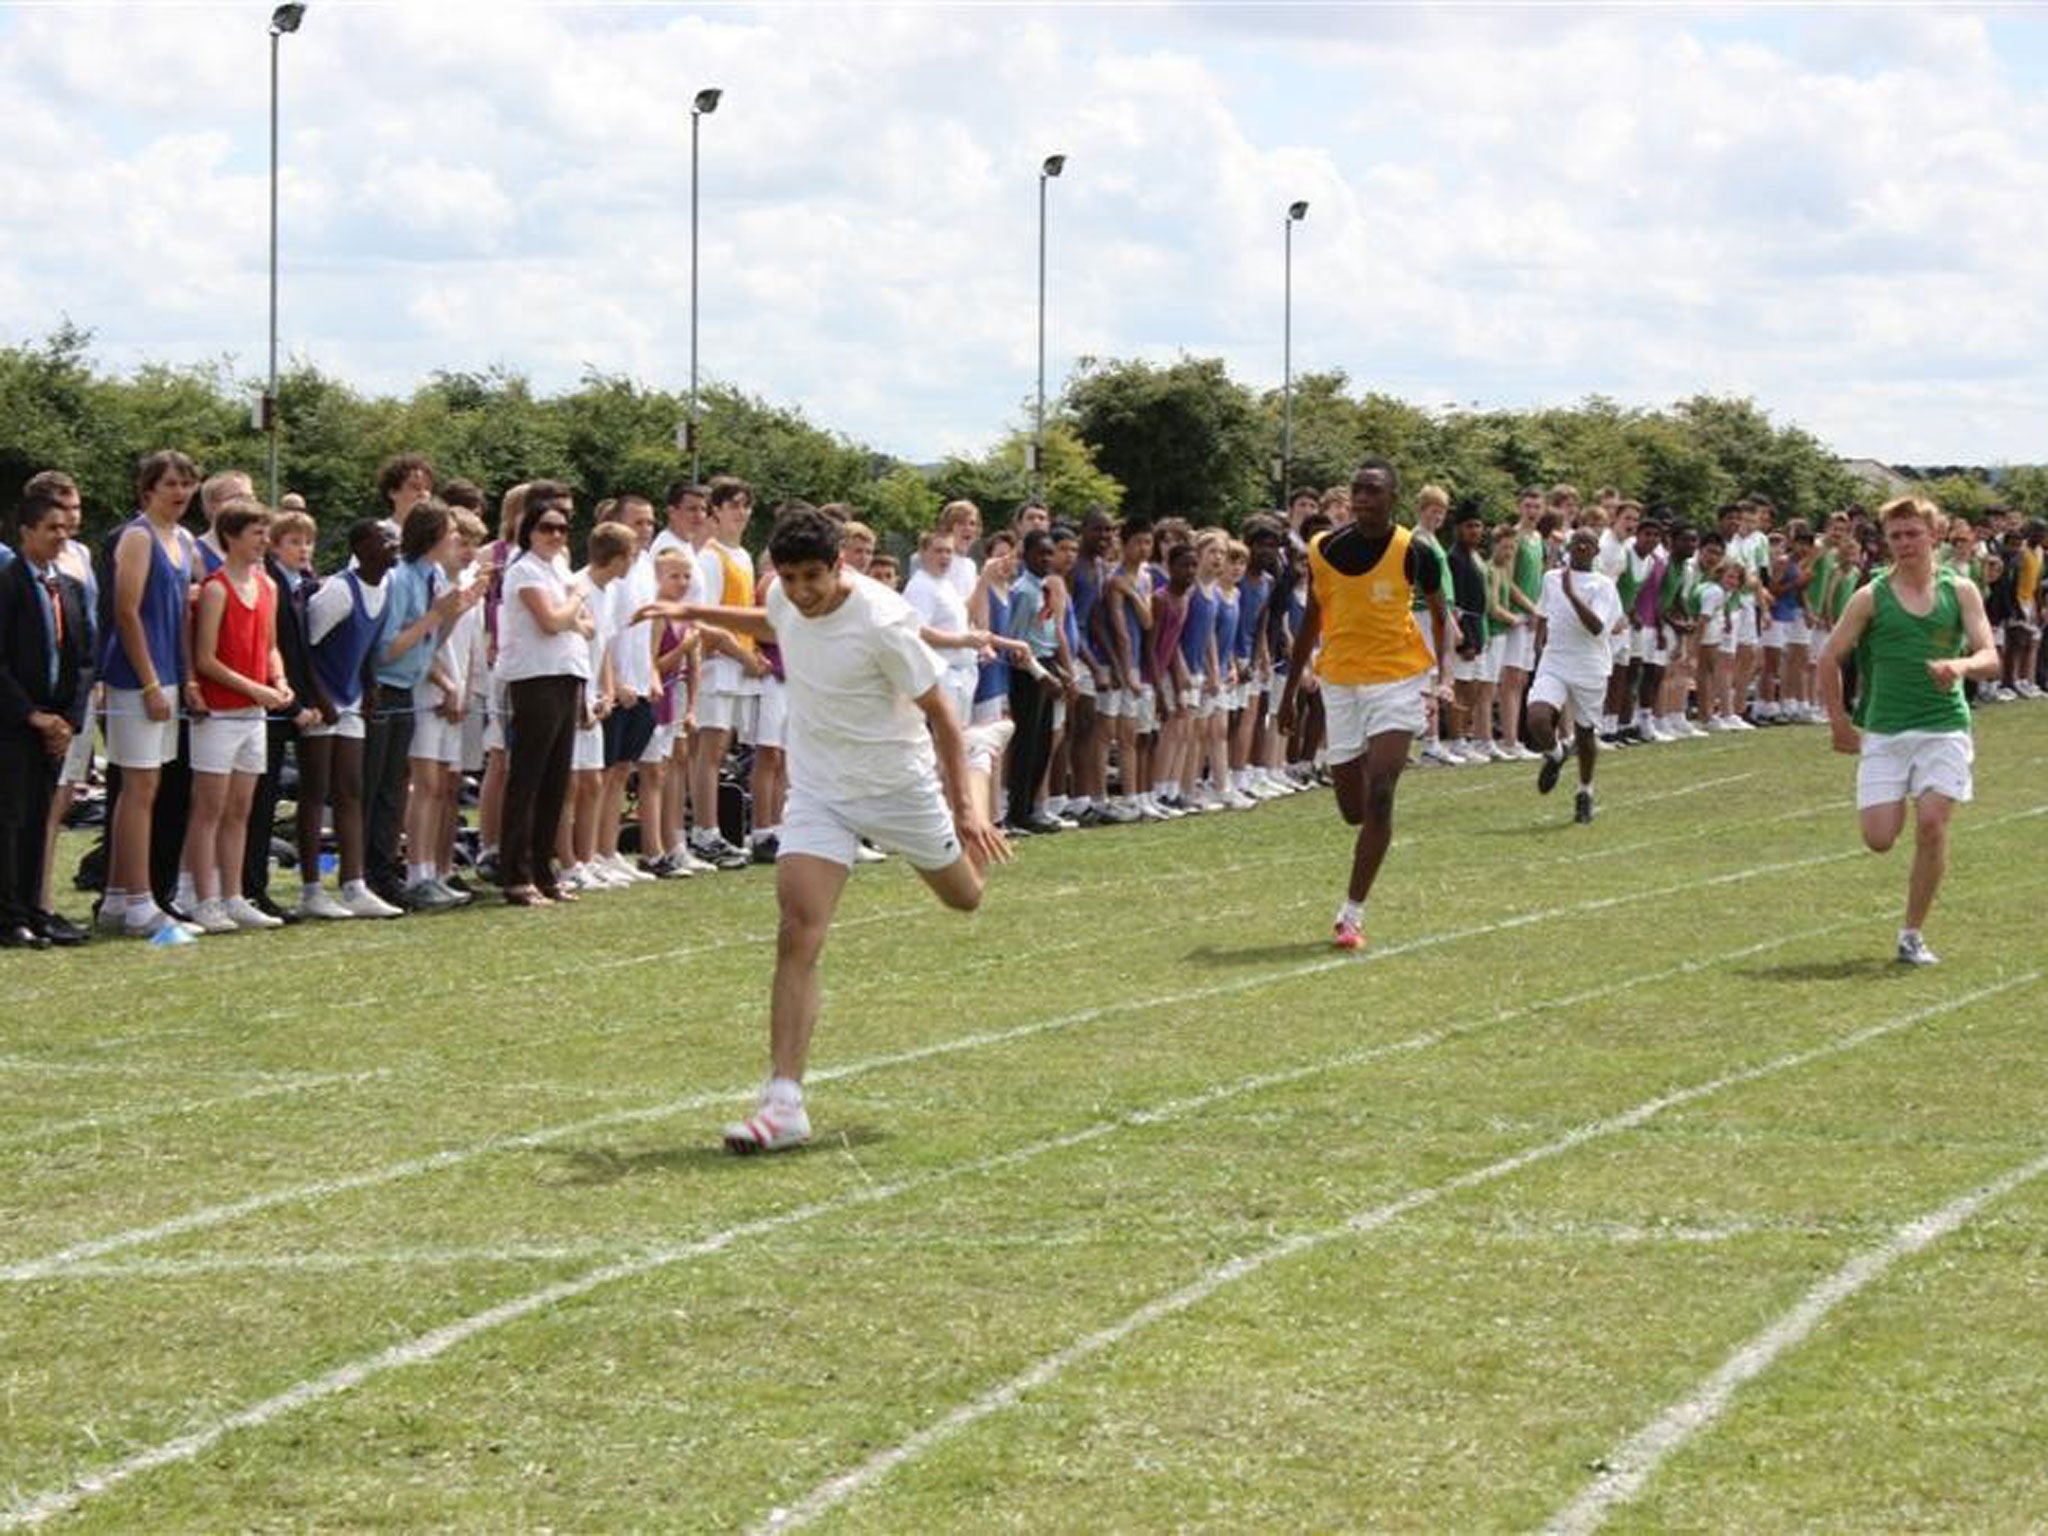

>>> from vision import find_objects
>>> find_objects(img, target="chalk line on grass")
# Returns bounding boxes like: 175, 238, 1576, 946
750, 971, 2040, 1534
0, 1072, 386, 1153
0, 925, 1897, 1529
1543, 1142, 2048, 1535
0, 844, 1874, 1284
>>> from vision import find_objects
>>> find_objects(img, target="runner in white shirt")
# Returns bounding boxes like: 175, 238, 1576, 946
1528, 528, 1625, 825
639, 507, 1012, 1155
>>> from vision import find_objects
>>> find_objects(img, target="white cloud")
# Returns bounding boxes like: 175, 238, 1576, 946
2, 3, 2047, 469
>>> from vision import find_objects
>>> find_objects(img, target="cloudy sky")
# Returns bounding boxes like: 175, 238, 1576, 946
4, 3, 2047, 467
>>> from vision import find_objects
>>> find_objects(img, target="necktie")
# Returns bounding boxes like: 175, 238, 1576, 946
41, 573, 63, 692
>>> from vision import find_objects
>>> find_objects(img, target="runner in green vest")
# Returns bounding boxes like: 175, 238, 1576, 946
1818, 497, 2000, 966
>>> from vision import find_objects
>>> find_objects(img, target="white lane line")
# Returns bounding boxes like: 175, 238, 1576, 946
15, 918, 1857, 1289
0, 1054, 318, 1085
0, 843, 1875, 1284
1543, 1143, 2048, 1536
751, 971, 2041, 1534
13, 787, 2045, 1280
0, 926, 1870, 1529
0, 1073, 385, 1153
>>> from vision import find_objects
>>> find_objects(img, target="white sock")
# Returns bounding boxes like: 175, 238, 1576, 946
765, 1075, 804, 1107
126, 897, 163, 927
302, 881, 322, 900
1899, 926, 1921, 945
174, 872, 197, 910
1044, 794, 1066, 816
102, 889, 129, 917
342, 878, 369, 898
1336, 898, 1364, 928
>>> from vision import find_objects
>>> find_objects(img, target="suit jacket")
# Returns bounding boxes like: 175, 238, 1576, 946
266, 554, 322, 713
0, 558, 91, 735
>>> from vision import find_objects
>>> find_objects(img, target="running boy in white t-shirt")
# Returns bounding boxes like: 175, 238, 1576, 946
1528, 528, 1625, 824
639, 506, 1012, 1153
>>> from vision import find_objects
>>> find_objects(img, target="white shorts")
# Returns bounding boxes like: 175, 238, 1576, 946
573, 721, 603, 773
190, 707, 267, 776
482, 676, 510, 755
1097, 684, 1128, 720
781, 773, 962, 871
58, 724, 94, 787
1530, 666, 1608, 724
971, 695, 1007, 725
642, 719, 679, 766
756, 677, 789, 750
1051, 697, 1067, 731
411, 707, 463, 767
1857, 730, 1974, 809
941, 669, 977, 730
460, 695, 489, 772
301, 704, 365, 741
1322, 670, 1428, 762
1630, 626, 1672, 667
1763, 616, 1804, 650
697, 689, 758, 744
1134, 683, 1159, 735
1734, 606, 1760, 647
105, 687, 180, 769
1453, 643, 1501, 685
1074, 667, 1099, 700
1500, 622, 1537, 672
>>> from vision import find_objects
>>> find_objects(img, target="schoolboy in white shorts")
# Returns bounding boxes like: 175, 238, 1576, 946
1527, 529, 1625, 824
639, 506, 1012, 1154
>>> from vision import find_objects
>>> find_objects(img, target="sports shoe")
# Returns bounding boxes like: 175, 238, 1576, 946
1101, 799, 1142, 824
1896, 931, 1940, 966
1574, 788, 1595, 825
605, 853, 656, 884
403, 878, 460, 911
641, 853, 690, 880
1536, 751, 1564, 796
853, 841, 889, 864
338, 886, 404, 919
1332, 917, 1364, 951
691, 834, 752, 872
222, 896, 285, 931
474, 851, 502, 886
428, 876, 474, 907
189, 898, 240, 935
751, 834, 780, 864
723, 1094, 812, 1154
95, 903, 129, 937
1220, 788, 1258, 811
125, 907, 204, 940
296, 887, 355, 920
1421, 739, 1461, 767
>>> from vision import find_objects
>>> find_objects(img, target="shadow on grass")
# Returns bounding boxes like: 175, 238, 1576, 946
537, 1124, 890, 1185
1735, 957, 1904, 983
1183, 941, 1342, 967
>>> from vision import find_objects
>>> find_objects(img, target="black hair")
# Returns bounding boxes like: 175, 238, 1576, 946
767, 505, 842, 568
1352, 455, 1399, 491
664, 480, 707, 509
1021, 529, 1055, 560
400, 500, 452, 562
347, 517, 388, 554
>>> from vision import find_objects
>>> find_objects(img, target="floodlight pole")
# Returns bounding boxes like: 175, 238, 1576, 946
1282, 200, 1308, 498
266, 4, 307, 505
689, 87, 722, 483
1035, 153, 1065, 496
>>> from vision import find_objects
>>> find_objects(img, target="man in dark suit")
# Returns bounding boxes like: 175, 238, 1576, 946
0, 485, 94, 946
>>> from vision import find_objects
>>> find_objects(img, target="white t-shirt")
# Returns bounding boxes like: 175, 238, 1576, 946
1537, 567, 1625, 680
902, 566, 977, 673
306, 570, 388, 645
608, 549, 658, 698
765, 572, 945, 798
946, 550, 978, 602
1696, 583, 1730, 647
498, 552, 591, 683
575, 569, 621, 706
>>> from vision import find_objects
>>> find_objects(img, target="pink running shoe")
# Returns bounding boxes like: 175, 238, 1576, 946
723, 1095, 812, 1155
1332, 918, 1364, 952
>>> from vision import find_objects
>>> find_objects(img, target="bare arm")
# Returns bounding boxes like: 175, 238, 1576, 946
636, 599, 775, 641
913, 683, 1010, 869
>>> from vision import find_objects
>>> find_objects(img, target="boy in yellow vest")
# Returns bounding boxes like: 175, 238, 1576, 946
1276, 458, 1454, 951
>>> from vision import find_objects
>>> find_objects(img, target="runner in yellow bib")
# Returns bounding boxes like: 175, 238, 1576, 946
1276, 458, 1454, 951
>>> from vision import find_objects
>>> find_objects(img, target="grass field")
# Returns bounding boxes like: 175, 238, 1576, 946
4, 707, 2047, 1532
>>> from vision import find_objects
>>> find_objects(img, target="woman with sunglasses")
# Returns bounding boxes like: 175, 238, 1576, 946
496, 482, 594, 905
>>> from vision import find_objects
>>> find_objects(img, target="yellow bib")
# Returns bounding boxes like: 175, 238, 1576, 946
1309, 525, 1433, 686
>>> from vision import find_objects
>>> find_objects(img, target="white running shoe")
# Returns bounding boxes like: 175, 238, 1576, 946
125, 907, 204, 940
222, 896, 285, 930
1102, 799, 1142, 824
1896, 932, 1940, 967
189, 898, 240, 935
1420, 740, 1460, 766
338, 886, 404, 919
295, 888, 355, 921
1221, 788, 1258, 810
723, 1094, 812, 1154
605, 853, 656, 884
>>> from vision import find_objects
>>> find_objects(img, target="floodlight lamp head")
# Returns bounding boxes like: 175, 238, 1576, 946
1042, 154, 1066, 179
694, 87, 723, 115
1288, 200, 1309, 221
270, 3, 306, 35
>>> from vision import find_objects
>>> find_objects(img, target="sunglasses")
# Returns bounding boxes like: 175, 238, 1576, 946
533, 519, 570, 535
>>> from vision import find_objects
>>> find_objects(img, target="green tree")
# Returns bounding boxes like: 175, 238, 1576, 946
1064, 355, 1264, 524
